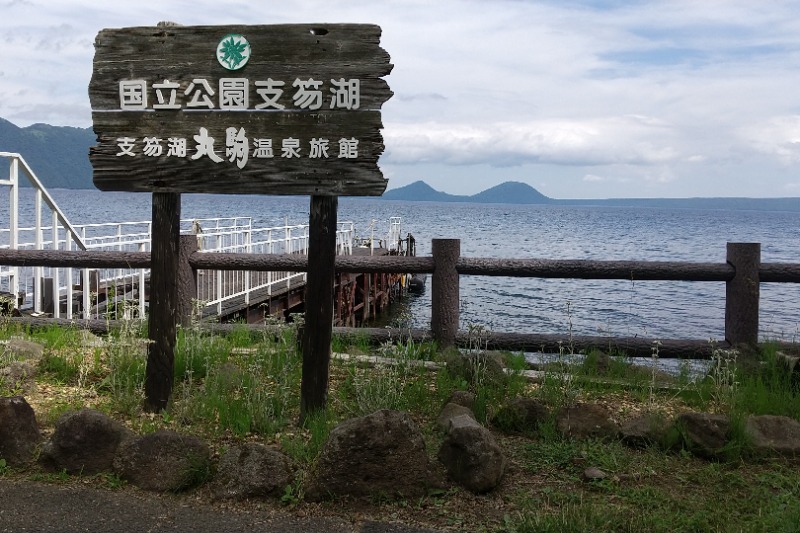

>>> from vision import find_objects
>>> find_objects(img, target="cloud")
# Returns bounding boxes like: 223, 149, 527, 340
583, 174, 605, 182
384, 116, 681, 167
740, 116, 800, 165
4, 0, 800, 197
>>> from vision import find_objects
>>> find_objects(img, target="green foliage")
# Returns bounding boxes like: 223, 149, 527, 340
97, 472, 126, 489
730, 345, 800, 418
14, 321, 800, 532
280, 478, 303, 505
280, 409, 335, 465
29, 469, 71, 483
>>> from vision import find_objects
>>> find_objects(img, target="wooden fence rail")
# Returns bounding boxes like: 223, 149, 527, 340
4, 240, 800, 358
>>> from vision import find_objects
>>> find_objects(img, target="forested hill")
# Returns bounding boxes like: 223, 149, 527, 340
0, 118, 95, 189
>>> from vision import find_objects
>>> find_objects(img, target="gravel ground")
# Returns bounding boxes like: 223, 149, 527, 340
0, 480, 447, 533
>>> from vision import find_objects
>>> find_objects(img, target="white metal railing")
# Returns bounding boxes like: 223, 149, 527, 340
353, 216, 403, 254
0, 152, 87, 318
0, 151, 395, 321
194, 219, 355, 316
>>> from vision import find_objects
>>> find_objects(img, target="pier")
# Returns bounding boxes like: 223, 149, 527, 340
0, 152, 413, 326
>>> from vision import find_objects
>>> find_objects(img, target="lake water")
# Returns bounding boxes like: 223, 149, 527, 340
4, 187, 800, 344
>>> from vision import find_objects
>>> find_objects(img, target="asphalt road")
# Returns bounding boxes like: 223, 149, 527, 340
0, 480, 449, 533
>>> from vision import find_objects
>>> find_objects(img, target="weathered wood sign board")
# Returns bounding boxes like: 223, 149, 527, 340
89, 24, 392, 195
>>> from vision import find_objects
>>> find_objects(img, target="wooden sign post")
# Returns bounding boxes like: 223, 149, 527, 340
89, 24, 392, 414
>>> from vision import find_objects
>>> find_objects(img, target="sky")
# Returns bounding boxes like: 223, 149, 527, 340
3, 0, 800, 199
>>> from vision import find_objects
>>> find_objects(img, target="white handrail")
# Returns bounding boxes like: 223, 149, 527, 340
0, 152, 87, 250
0, 151, 399, 321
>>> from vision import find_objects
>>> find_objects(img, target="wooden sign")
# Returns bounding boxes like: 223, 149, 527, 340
89, 24, 392, 196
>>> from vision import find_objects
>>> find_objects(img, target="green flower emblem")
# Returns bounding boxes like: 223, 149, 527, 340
217, 34, 250, 71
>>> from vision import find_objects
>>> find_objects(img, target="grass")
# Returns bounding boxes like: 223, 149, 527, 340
2, 319, 800, 532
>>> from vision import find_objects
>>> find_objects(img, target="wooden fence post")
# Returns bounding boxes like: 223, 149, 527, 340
177, 234, 199, 329
432, 239, 460, 349
144, 192, 180, 412
725, 242, 760, 346
300, 195, 338, 423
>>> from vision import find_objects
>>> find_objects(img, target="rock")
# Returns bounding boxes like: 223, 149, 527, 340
556, 403, 618, 440
447, 413, 481, 432
213, 443, 293, 500
436, 402, 477, 433
445, 390, 476, 410
114, 430, 210, 492
1, 338, 45, 394
444, 352, 508, 389
492, 397, 550, 434
582, 466, 607, 481
0, 361, 38, 394
675, 412, 730, 459
620, 412, 669, 448
438, 421, 506, 493
305, 410, 434, 500
0, 396, 41, 465
745, 415, 800, 459
40, 409, 132, 475
5, 338, 44, 361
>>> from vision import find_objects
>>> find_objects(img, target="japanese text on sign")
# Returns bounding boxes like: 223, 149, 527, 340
116, 127, 359, 169
119, 77, 361, 111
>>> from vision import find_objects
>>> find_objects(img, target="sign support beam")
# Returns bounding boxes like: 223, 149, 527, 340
300, 195, 338, 422
144, 192, 180, 412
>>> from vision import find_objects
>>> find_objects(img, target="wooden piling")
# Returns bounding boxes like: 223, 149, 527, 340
725, 242, 760, 346
432, 239, 460, 349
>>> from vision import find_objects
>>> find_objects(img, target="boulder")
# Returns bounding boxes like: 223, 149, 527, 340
1, 339, 44, 394
114, 430, 210, 492
0, 396, 41, 465
492, 397, 550, 434
745, 415, 800, 459
620, 412, 670, 448
444, 352, 508, 389
5, 338, 44, 361
436, 402, 476, 433
213, 443, 293, 500
582, 466, 608, 482
675, 412, 730, 459
39, 409, 132, 475
438, 419, 506, 493
444, 391, 476, 410
556, 403, 618, 440
305, 410, 434, 500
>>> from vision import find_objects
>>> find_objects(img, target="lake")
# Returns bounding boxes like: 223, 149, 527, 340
4, 187, 800, 343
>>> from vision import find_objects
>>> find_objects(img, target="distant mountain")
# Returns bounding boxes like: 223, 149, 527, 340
382, 180, 551, 204
472, 181, 551, 204
382, 180, 800, 212
381, 180, 468, 202
0, 118, 95, 189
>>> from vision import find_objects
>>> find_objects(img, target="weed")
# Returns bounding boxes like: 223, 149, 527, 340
280, 477, 304, 505
707, 339, 739, 413
29, 469, 71, 483
650, 340, 662, 408
98, 472, 127, 489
